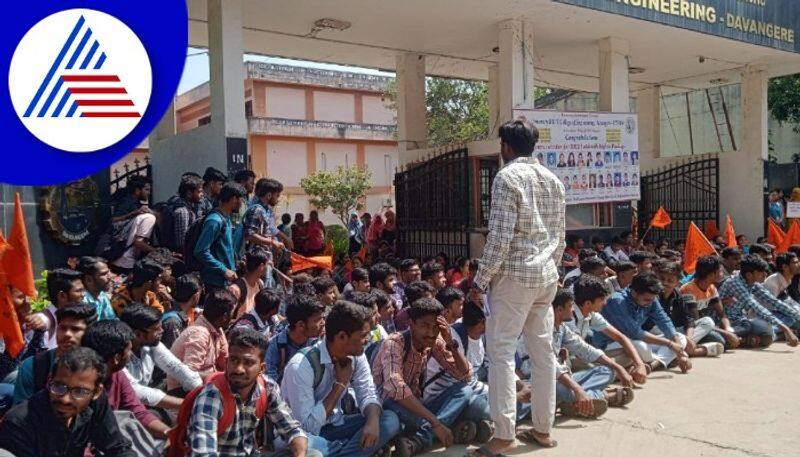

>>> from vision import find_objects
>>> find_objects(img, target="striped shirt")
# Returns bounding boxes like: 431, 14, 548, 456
718, 275, 799, 327
423, 327, 485, 401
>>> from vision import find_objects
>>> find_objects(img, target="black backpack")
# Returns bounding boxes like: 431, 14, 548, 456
155, 196, 191, 252
182, 209, 224, 272
96, 220, 133, 262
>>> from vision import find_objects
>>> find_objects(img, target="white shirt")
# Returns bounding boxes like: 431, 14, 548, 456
563, 268, 582, 283
125, 342, 202, 406
114, 213, 156, 269
604, 246, 629, 263
763, 273, 790, 298
424, 326, 484, 401
566, 303, 610, 340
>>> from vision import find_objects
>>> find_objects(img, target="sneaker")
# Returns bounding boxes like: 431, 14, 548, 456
475, 419, 494, 444
560, 398, 609, 419
701, 342, 724, 357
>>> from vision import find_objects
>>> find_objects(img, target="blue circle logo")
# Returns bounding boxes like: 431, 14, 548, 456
3, 1, 187, 185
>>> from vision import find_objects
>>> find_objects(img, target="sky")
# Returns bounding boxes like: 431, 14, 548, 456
177, 47, 395, 95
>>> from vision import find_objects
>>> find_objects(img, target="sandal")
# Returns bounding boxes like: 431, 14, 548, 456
475, 419, 495, 444
453, 420, 477, 445
516, 428, 558, 448
560, 398, 609, 419
606, 387, 635, 407
464, 444, 506, 457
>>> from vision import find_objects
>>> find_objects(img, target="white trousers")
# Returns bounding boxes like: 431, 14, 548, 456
606, 332, 688, 368
486, 276, 557, 439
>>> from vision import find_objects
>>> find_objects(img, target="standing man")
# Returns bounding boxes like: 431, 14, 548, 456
470, 120, 566, 453
193, 183, 246, 289
243, 178, 293, 288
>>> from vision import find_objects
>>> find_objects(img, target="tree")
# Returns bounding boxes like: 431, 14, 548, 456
769, 74, 800, 130
300, 166, 372, 226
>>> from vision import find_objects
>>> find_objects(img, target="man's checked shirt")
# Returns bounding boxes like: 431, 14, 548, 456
474, 156, 566, 291
188, 375, 305, 456
718, 275, 800, 327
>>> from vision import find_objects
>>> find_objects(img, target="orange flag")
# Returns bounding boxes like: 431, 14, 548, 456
650, 206, 672, 229
704, 220, 720, 239
683, 222, 718, 274
356, 244, 368, 261
723, 215, 737, 248
767, 218, 786, 248
290, 252, 333, 273
3, 194, 36, 297
777, 220, 800, 254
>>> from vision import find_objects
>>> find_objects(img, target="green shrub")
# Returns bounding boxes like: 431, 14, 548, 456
30, 270, 51, 313
325, 225, 350, 256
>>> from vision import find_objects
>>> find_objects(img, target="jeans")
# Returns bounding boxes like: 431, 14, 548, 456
461, 388, 492, 423
555, 366, 614, 404
0, 383, 14, 413
384, 382, 472, 449
307, 411, 400, 457
732, 318, 775, 347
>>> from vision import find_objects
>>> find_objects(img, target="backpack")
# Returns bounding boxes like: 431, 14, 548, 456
32, 350, 53, 395
296, 346, 326, 390
155, 196, 191, 252
182, 209, 224, 272
97, 220, 133, 262
167, 372, 268, 457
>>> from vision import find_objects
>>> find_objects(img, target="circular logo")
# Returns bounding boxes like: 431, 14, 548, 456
40, 177, 101, 245
9, 9, 151, 152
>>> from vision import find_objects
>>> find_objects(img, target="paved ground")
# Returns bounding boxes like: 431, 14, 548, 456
426, 345, 800, 457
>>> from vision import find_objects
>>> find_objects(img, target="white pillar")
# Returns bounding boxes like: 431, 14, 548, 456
208, 0, 247, 139
598, 37, 630, 112
720, 66, 768, 239
150, 100, 176, 142
497, 19, 536, 124
488, 63, 500, 137
395, 53, 427, 159
637, 86, 661, 171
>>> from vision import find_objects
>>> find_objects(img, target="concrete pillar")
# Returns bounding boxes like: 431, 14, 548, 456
497, 19, 536, 124
151, 100, 176, 142
598, 37, 630, 112
719, 66, 768, 239
637, 85, 661, 171
487, 64, 500, 137
395, 53, 427, 160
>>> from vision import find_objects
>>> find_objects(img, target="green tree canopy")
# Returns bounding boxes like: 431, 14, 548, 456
300, 166, 372, 226
769, 74, 800, 128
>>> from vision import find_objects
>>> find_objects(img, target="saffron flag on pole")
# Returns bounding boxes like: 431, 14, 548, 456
650, 206, 672, 229
0, 194, 34, 358
704, 220, 720, 239
767, 218, 786, 248
777, 220, 800, 254
683, 222, 718, 274
290, 251, 333, 273
723, 215, 737, 248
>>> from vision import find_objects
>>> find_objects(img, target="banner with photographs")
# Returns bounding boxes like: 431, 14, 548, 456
514, 109, 641, 205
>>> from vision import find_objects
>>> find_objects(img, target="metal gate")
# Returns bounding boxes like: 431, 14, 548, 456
394, 147, 470, 260
638, 156, 719, 242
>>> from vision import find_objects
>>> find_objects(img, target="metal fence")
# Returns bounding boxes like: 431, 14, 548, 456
394, 147, 471, 260
638, 155, 719, 242
110, 157, 152, 203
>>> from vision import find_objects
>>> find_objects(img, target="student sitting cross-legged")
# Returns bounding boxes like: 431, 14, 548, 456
372, 298, 474, 457
281, 300, 401, 457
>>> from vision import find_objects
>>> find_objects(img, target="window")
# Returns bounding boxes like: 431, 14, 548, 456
566, 203, 614, 230
245, 100, 253, 118
198, 115, 211, 126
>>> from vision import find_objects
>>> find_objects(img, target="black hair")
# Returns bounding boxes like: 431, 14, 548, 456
281, 213, 292, 225
46, 268, 83, 304
285, 294, 326, 329
630, 272, 663, 295
203, 167, 227, 184
254, 288, 283, 317
436, 286, 465, 309
694, 255, 722, 281
233, 169, 256, 184
56, 347, 107, 386
566, 234, 582, 248
81, 320, 134, 361
630, 251, 655, 264
245, 247, 270, 273
720, 247, 742, 259
748, 244, 772, 257
130, 259, 164, 288
119, 303, 162, 332
610, 236, 624, 246
409, 297, 444, 321
292, 282, 317, 297
369, 262, 397, 288
578, 248, 597, 262
399, 259, 419, 272
76, 256, 106, 277
145, 248, 178, 268
351, 268, 369, 283
127, 175, 152, 193
469, 259, 479, 272
654, 261, 683, 278
371, 289, 391, 309
404, 280, 435, 304
182, 171, 202, 180
552, 289, 574, 309
590, 236, 605, 245
228, 326, 269, 358
421, 262, 444, 280
219, 183, 246, 204
202, 288, 236, 321
55, 303, 97, 325
348, 291, 378, 310
174, 274, 202, 303
573, 275, 610, 306
462, 301, 485, 328
612, 261, 637, 274
255, 178, 284, 198
777, 252, 799, 272
580, 256, 607, 275
325, 300, 372, 343
312, 277, 337, 295
178, 175, 204, 199
498, 119, 539, 157
740, 254, 771, 275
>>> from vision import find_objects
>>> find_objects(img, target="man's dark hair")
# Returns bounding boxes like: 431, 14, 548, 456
610, 236, 624, 246
566, 234, 582, 248
369, 262, 397, 288
76, 256, 106, 277
694, 255, 722, 281
218, 183, 246, 204
55, 303, 97, 325
552, 289, 574, 309
749, 244, 772, 257
573, 275, 610, 306
351, 268, 369, 283
202, 288, 236, 321
578, 249, 597, 262
312, 277, 337, 295
349, 291, 378, 310
119, 303, 162, 332
462, 301, 485, 328
399, 259, 419, 272
590, 236, 605, 245
81, 320, 134, 361
612, 261, 637, 274
228, 326, 268, 358
203, 167, 227, 184
56, 347, 107, 386
145, 248, 178, 268
254, 288, 283, 317
325, 300, 372, 343
285, 294, 326, 329
174, 274, 202, 303
178, 175, 204, 199
580, 256, 606, 275
630, 272, 663, 295
255, 178, 284, 198
371, 289, 391, 309
498, 120, 539, 157
46, 268, 83, 303
421, 262, 444, 281
654, 261, 683, 278
245, 247, 270, 273
720, 247, 742, 260
130, 259, 163, 288
740, 254, 771, 275
281, 213, 292, 225
630, 251, 656, 264
436, 286, 465, 309
182, 171, 202, 180
405, 280, 436, 304
233, 169, 256, 184
409, 297, 444, 321
776, 252, 798, 273
128, 175, 151, 193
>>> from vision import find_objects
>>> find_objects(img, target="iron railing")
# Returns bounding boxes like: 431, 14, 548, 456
110, 157, 152, 204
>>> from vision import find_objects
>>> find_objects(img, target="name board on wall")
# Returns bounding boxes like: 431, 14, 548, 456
514, 109, 640, 205
552, 0, 799, 53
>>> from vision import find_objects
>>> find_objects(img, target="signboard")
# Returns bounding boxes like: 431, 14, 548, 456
787, 202, 800, 218
552, 0, 799, 54
514, 109, 640, 205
